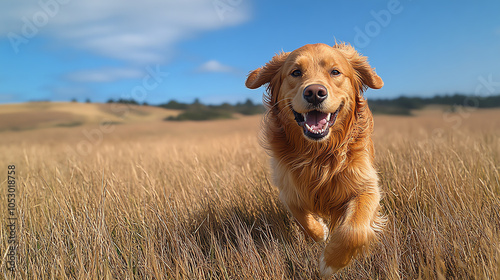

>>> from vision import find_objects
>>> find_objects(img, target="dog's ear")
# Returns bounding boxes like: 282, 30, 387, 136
334, 43, 383, 90
245, 52, 290, 89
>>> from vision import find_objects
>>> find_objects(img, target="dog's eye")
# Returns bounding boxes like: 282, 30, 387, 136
291, 69, 302, 77
331, 69, 341, 76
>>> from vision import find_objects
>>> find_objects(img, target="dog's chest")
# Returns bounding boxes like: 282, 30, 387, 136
270, 157, 347, 210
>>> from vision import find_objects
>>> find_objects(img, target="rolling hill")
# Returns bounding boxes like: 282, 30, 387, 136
0, 102, 181, 131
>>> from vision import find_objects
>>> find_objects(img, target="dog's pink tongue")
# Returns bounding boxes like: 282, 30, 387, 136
305, 111, 328, 130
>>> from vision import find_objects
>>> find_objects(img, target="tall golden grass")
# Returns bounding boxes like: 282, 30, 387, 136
0, 107, 499, 279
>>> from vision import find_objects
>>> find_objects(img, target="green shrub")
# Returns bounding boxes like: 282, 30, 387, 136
166, 108, 234, 121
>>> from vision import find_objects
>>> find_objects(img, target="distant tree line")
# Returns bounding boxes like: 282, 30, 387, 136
162, 98, 265, 121
368, 94, 500, 115
102, 97, 264, 121
71, 98, 92, 103
106, 98, 149, 106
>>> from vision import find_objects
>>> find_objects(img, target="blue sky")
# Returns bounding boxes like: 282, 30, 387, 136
1, 0, 500, 105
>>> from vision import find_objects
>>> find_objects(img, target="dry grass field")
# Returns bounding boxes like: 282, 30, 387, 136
0, 103, 499, 279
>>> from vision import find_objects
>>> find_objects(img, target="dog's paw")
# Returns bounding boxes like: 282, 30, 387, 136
319, 254, 340, 279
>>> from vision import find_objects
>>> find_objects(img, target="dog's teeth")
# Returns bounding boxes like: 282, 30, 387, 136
303, 113, 307, 122
327, 113, 331, 121
306, 124, 311, 131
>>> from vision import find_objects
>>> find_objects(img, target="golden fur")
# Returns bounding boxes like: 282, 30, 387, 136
246, 43, 386, 277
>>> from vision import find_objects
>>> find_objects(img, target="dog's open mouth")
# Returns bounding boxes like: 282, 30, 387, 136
293, 106, 342, 140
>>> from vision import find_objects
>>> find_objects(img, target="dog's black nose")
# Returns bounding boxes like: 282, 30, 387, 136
303, 84, 328, 105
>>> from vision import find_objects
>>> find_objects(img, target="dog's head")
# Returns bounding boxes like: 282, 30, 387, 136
246, 43, 383, 142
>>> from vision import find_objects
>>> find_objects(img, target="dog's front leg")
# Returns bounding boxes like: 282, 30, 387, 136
319, 189, 383, 277
284, 202, 329, 243
280, 191, 328, 242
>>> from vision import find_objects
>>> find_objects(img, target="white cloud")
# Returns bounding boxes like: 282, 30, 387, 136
197, 60, 235, 73
1, 0, 251, 63
66, 67, 144, 82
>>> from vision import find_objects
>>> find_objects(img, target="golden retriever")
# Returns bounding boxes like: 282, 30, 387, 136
245, 43, 386, 277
